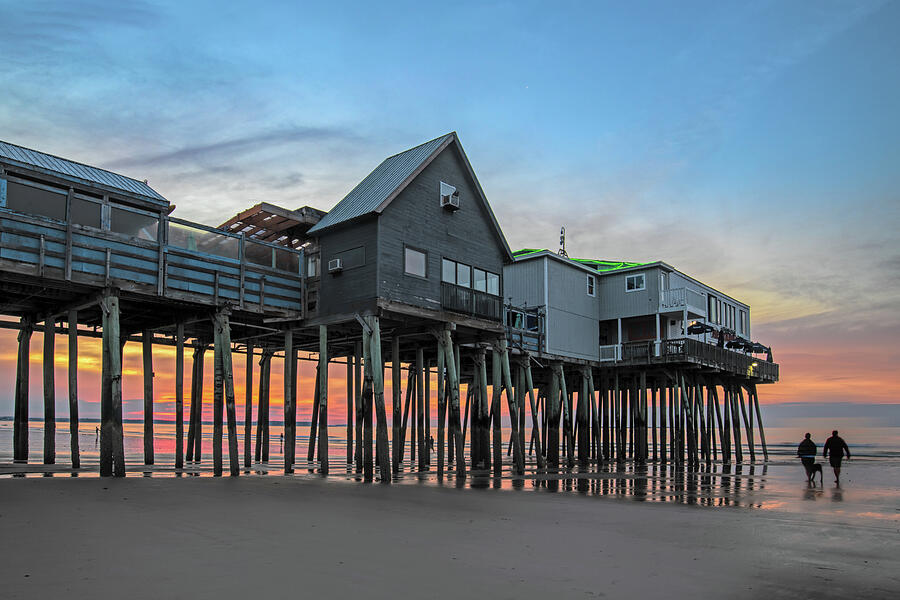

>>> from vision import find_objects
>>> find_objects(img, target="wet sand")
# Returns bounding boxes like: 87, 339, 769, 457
1, 476, 898, 600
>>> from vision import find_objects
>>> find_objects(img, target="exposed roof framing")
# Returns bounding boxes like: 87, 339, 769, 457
218, 202, 326, 249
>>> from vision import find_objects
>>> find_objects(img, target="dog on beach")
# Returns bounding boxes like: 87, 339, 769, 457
805, 462, 823, 485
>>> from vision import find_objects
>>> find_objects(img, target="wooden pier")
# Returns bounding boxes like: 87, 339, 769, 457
1, 135, 778, 480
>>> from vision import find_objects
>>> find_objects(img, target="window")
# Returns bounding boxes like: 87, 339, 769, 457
110, 205, 158, 241
739, 309, 747, 335
716, 299, 722, 325
473, 268, 487, 292
442, 258, 456, 283
307, 254, 319, 278
404, 247, 426, 277
71, 197, 102, 228
456, 262, 471, 287
443, 257, 500, 296
587, 275, 595, 296
625, 273, 645, 292
486, 272, 500, 296
5, 180, 67, 221
708, 295, 717, 323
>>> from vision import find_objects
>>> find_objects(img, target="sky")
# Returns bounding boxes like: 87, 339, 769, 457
0, 0, 898, 419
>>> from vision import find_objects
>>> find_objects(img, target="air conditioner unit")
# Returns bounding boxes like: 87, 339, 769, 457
327, 258, 343, 273
440, 181, 460, 211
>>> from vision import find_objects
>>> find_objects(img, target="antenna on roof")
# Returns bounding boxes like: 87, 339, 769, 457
558, 226, 568, 258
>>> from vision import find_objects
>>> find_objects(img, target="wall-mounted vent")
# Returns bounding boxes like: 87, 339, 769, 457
327, 258, 343, 273
440, 181, 459, 211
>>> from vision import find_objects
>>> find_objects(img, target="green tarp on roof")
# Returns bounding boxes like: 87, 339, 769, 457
512, 248, 650, 272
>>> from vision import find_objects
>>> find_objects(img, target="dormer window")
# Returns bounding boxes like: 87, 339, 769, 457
440, 181, 460, 210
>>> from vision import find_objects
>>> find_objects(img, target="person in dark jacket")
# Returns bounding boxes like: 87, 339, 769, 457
797, 433, 817, 478
823, 430, 850, 485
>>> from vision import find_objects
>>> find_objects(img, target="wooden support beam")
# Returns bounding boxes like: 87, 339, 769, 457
346, 352, 353, 464
13, 317, 33, 463
525, 363, 544, 469
174, 323, 184, 470
354, 341, 363, 473
367, 317, 391, 482
737, 384, 754, 462
308, 367, 320, 462
43, 317, 56, 465
142, 330, 154, 466
318, 325, 329, 474
577, 368, 590, 467
213, 325, 224, 476
416, 346, 425, 471
361, 325, 374, 480
243, 341, 253, 468
68, 311, 80, 469
392, 336, 401, 471
283, 330, 295, 473
100, 293, 125, 477
436, 341, 446, 478
750, 384, 768, 460
425, 356, 432, 466
215, 310, 240, 476
558, 365, 574, 469
442, 328, 465, 479
547, 366, 561, 469
491, 349, 502, 476
186, 345, 202, 462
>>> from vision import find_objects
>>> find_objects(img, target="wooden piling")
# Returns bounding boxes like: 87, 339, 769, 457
318, 325, 329, 473
442, 329, 466, 478
175, 322, 184, 469
478, 349, 492, 470
347, 352, 354, 464
737, 384, 754, 462
187, 344, 204, 462
525, 363, 545, 469
391, 336, 401, 471
750, 384, 768, 460
243, 341, 253, 468
362, 327, 374, 480
100, 293, 124, 477
491, 349, 502, 476
436, 341, 446, 477
13, 317, 33, 463
283, 330, 295, 473
308, 367, 321, 462
43, 318, 56, 465
367, 317, 391, 481
425, 357, 432, 466
577, 368, 590, 467
214, 310, 239, 476
650, 381, 657, 462
547, 366, 561, 469
354, 341, 363, 473
660, 380, 668, 462
142, 329, 154, 465
68, 311, 80, 469
255, 350, 271, 462
416, 347, 425, 471
213, 327, 224, 476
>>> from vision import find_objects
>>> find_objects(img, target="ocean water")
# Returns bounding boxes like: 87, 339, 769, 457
1, 420, 898, 526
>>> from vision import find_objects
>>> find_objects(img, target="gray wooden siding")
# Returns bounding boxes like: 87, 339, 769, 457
546, 259, 601, 360
377, 145, 506, 311
503, 259, 545, 308
317, 217, 379, 316
597, 266, 661, 320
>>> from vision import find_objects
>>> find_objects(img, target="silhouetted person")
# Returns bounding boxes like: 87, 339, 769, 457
797, 433, 816, 474
823, 430, 850, 485
429, 435, 435, 453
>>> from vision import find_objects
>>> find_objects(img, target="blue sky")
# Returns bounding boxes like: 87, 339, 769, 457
1, 0, 898, 403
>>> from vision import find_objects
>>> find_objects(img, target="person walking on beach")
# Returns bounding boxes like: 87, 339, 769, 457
823, 430, 850, 485
797, 433, 817, 478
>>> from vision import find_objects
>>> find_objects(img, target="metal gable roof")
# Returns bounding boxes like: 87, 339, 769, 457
0, 140, 167, 203
308, 133, 453, 233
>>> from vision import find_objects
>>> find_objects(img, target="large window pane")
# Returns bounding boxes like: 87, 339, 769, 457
442, 258, 455, 284
487, 272, 500, 295
245, 241, 274, 268
5, 181, 66, 220
456, 263, 471, 287
473, 268, 486, 292
71, 197, 101, 228
274, 248, 300, 273
111, 206, 158, 241
404, 247, 426, 277
169, 221, 237, 258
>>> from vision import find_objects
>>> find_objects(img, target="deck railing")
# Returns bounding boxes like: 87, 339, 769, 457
0, 207, 304, 315
441, 282, 501, 321
614, 337, 778, 380
660, 286, 707, 315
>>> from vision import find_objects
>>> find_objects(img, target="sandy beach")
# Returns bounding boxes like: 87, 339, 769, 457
1, 476, 897, 600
